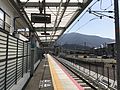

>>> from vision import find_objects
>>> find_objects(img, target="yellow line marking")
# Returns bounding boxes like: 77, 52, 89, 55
47, 54, 64, 90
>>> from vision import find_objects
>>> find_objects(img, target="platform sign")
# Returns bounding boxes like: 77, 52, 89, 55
39, 80, 52, 88
31, 13, 51, 23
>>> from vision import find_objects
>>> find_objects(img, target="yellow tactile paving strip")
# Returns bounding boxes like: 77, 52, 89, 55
47, 54, 64, 90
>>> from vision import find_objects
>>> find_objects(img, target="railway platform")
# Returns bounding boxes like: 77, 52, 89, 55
25, 54, 84, 90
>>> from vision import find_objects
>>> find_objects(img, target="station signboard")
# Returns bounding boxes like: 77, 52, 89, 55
31, 13, 51, 23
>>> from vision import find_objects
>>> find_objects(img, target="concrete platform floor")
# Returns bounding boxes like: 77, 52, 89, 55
24, 59, 54, 90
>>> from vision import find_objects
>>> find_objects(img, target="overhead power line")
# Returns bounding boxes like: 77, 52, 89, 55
55, 0, 114, 46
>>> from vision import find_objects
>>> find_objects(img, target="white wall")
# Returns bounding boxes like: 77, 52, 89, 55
0, 0, 28, 34
36, 41, 40, 48
19, 34, 28, 41
0, 0, 14, 33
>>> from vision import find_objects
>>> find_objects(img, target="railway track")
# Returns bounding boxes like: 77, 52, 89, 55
66, 69, 97, 90
54, 57, 98, 90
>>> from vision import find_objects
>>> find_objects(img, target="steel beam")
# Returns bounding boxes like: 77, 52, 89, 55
35, 27, 65, 31
21, 2, 83, 7
40, 38, 57, 41
9, 0, 33, 30
50, 0, 70, 43
9, 0, 42, 46
39, 35, 59, 37
55, 0, 92, 47
55, 0, 93, 43
65, 0, 93, 31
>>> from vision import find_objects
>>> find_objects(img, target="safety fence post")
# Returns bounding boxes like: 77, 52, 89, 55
5, 34, 9, 90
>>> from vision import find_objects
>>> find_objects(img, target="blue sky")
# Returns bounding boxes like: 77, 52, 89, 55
65, 0, 116, 39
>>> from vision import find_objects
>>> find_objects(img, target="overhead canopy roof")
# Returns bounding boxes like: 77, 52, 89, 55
18, 0, 92, 47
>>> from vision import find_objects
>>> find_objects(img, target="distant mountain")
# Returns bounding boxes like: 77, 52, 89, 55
57, 33, 114, 47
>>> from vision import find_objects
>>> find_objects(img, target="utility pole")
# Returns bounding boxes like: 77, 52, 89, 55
114, 0, 120, 89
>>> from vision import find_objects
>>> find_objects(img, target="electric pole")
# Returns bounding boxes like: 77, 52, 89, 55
114, 0, 120, 89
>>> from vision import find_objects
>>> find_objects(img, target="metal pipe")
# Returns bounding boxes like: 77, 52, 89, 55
13, 17, 19, 36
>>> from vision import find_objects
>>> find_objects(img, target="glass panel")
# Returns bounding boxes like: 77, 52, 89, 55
0, 9, 4, 29
0, 10, 4, 20
5, 15, 11, 32
5, 15, 11, 25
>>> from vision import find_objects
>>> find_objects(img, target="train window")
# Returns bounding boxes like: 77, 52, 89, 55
0, 9, 4, 29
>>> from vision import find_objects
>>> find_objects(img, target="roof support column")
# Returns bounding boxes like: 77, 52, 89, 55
30, 32, 36, 76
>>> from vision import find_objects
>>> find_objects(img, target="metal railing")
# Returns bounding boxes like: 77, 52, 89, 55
0, 29, 30, 90
62, 56, 117, 89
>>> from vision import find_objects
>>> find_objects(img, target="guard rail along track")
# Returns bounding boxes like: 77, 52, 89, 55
53, 56, 98, 90
53, 56, 116, 90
